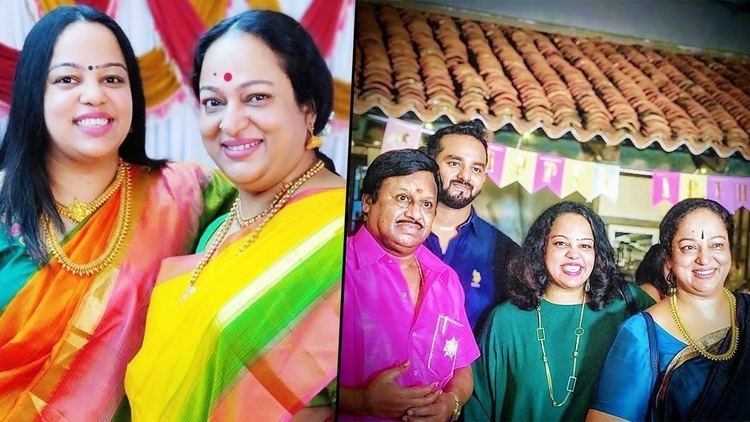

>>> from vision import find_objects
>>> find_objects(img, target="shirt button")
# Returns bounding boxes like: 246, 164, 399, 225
401, 292, 407, 298
412, 332, 417, 337
413, 370, 418, 375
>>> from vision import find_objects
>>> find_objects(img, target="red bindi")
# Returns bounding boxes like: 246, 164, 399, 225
223, 72, 232, 82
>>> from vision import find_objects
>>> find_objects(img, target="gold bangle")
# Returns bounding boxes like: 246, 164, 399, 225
447, 391, 462, 422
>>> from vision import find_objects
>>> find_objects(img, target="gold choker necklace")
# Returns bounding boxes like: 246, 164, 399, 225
44, 161, 132, 276
536, 295, 586, 407
669, 287, 738, 361
180, 160, 324, 302
56, 160, 127, 223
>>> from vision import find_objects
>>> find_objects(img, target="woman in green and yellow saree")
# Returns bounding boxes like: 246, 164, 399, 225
125, 10, 345, 421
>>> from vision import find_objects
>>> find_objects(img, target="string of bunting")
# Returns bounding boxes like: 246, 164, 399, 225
381, 116, 749, 211
380, 116, 620, 202
652, 171, 750, 212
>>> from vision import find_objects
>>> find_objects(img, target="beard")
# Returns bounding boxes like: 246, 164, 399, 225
439, 181, 480, 209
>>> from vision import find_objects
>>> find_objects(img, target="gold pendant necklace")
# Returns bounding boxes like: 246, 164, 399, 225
43, 162, 132, 276
670, 287, 739, 361
535, 294, 586, 407
56, 160, 127, 223
180, 160, 324, 302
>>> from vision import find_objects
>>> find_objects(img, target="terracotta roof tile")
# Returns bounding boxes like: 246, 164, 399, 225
353, 4, 750, 159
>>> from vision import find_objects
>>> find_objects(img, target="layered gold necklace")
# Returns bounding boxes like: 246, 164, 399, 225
55, 160, 127, 223
669, 287, 739, 361
535, 294, 586, 407
180, 160, 324, 302
43, 160, 132, 276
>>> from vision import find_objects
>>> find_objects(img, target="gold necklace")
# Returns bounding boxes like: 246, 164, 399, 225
180, 160, 324, 302
43, 162, 132, 276
669, 287, 738, 361
536, 294, 586, 407
56, 160, 127, 223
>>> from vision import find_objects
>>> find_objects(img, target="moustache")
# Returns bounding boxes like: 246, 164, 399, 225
449, 180, 473, 190
396, 218, 424, 229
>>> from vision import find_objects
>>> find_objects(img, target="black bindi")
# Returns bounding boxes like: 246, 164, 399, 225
88, 65, 93, 71
701, 230, 704, 240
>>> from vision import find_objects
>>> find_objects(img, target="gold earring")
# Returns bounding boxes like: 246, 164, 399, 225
305, 127, 323, 150
666, 272, 677, 295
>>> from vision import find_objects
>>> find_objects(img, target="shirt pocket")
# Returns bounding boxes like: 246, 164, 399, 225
425, 314, 463, 384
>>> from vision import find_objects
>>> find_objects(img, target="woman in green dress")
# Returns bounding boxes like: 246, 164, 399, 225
464, 201, 653, 421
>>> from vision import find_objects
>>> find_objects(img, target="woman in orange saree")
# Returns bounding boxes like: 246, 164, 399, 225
0, 6, 233, 420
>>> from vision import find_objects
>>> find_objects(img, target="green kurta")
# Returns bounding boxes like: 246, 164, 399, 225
464, 284, 653, 421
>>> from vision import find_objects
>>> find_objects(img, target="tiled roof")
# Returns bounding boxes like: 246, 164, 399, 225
353, 4, 750, 159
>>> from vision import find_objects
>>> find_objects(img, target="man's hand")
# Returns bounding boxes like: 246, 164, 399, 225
401, 391, 455, 422
363, 361, 441, 420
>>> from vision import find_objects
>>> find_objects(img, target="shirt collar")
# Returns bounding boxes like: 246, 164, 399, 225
457, 207, 479, 234
350, 226, 444, 281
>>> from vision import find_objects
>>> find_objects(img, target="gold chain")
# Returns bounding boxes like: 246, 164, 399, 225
56, 160, 127, 223
43, 162, 132, 276
670, 287, 739, 361
536, 295, 586, 407
180, 160, 324, 302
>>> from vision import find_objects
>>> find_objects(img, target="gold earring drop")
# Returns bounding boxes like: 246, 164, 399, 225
305, 126, 323, 150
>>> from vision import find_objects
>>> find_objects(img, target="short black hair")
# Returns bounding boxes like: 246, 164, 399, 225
361, 149, 440, 202
426, 119, 488, 159
659, 198, 734, 258
508, 201, 625, 311
0, 5, 166, 264
635, 243, 668, 296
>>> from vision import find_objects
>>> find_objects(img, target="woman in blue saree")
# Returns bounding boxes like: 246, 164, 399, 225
588, 198, 750, 421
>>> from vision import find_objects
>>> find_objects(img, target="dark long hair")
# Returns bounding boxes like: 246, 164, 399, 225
191, 10, 336, 172
508, 201, 625, 311
635, 243, 668, 297
0, 5, 166, 264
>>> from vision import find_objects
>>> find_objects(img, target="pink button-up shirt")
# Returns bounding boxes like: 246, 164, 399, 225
340, 227, 480, 420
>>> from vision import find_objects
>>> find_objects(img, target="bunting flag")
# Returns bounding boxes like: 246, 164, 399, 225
499, 148, 536, 191
592, 163, 620, 202
651, 171, 681, 206
679, 173, 707, 200
485, 143, 506, 186
560, 160, 595, 200
706, 175, 750, 212
380, 117, 422, 153
532, 154, 564, 196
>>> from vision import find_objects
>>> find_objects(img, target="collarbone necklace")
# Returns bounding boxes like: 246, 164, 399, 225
669, 287, 738, 361
180, 159, 324, 302
55, 159, 127, 223
43, 160, 132, 276
535, 293, 586, 407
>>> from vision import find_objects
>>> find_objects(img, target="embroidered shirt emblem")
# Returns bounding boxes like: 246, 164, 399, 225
443, 337, 459, 358
471, 269, 481, 288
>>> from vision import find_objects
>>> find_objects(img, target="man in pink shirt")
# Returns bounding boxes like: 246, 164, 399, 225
339, 149, 479, 421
